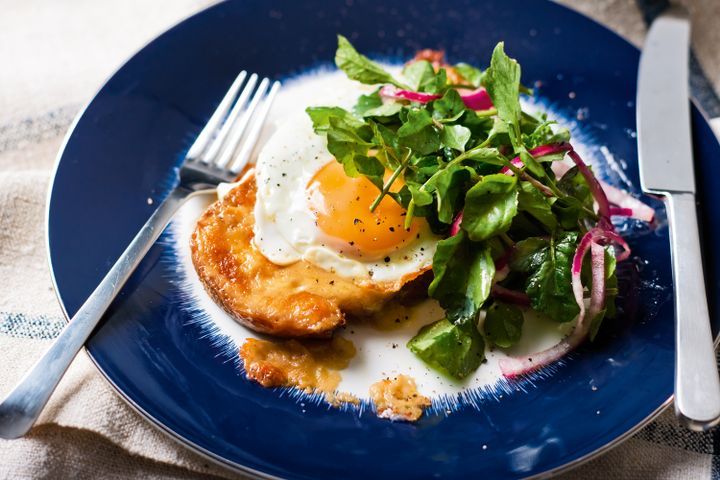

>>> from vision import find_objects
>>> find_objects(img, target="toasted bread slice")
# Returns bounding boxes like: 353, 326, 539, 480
190, 169, 428, 337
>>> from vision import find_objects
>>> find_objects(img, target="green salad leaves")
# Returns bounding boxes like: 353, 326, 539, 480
306, 36, 620, 379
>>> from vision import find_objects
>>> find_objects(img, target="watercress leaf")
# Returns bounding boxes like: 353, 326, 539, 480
324, 117, 373, 176
432, 89, 466, 121
389, 185, 412, 209
353, 155, 385, 189
408, 184, 434, 207
519, 149, 544, 178
354, 90, 383, 116
517, 181, 557, 231
486, 236, 509, 262
483, 117, 510, 147
552, 200, 584, 230
524, 232, 580, 322
367, 121, 403, 168
554, 166, 594, 228
423, 163, 473, 223
362, 102, 403, 118
423, 68, 448, 95
461, 174, 519, 241
462, 147, 506, 166
306, 106, 365, 133
484, 302, 524, 348
454, 63, 483, 87
397, 108, 441, 155
484, 43, 521, 136
484, 43, 544, 177
524, 118, 571, 150
428, 232, 495, 323
605, 245, 617, 279
397, 107, 433, 134
557, 166, 592, 205
335, 35, 407, 88
521, 113, 571, 150
520, 110, 543, 133
510, 237, 549, 272
407, 318, 485, 379
354, 91, 403, 119
463, 110, 495, 140
408, 154, 441, 177
402, 60, 436, 91
441, 124, 471, 152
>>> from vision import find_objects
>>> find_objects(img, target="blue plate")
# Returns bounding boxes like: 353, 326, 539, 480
47, 1, 720, 478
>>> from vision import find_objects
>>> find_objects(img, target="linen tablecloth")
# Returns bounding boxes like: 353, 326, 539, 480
1, 1, 719, 478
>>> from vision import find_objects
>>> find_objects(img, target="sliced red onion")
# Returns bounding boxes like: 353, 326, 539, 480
609, 207, 634, 217
589, 242, 607, 314
449, 211, 463, 236
498, 329, 579, 378
494, 248, 513, 271
567, 150, 611, 220
604, 183, 655, 223
595, 229, 631, 262
379, 85, 494, 111
499, 143, 572, 175
458, 88, 493, 110
500, 239, 606, 378
551, 151, 654, 223
529, 142, 572, 158
491, 284, 531, 307
379, 85, 439, 103
571, 229, 596, 318
494, 264, 511, 283
500, 157, 525, 176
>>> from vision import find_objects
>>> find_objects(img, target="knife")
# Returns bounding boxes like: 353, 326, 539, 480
637, 5, 720, 431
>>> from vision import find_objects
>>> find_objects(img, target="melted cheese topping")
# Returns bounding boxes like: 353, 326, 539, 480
369, 374, 431, 422
239, 336, 357, 401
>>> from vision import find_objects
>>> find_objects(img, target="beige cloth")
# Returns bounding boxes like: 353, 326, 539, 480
0, 1, 718, 478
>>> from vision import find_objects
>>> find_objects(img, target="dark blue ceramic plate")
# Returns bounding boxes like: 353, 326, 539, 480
47, 1, 720, 478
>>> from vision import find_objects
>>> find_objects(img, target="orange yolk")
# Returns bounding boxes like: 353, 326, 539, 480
306, 161, 423, 258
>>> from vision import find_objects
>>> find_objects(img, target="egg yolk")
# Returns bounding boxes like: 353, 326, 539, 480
307, 161, 422, 258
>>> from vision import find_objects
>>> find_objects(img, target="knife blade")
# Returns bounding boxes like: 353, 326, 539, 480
637, 6, 720, 431
637, 7, 693, 194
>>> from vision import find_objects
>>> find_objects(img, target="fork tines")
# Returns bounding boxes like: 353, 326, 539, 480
185, 71, 281, 174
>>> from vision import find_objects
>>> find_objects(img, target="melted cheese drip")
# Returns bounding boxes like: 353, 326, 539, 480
239, 337, 357, 402
369, 374, 431, 422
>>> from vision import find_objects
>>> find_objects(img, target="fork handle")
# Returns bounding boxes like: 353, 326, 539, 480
0, 188, 191, 439
667, 193, 720, 431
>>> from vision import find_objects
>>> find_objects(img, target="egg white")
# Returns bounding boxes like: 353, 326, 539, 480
250, 74, 440, 283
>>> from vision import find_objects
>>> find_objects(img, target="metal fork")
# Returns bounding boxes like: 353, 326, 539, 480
0, 71, 281, 439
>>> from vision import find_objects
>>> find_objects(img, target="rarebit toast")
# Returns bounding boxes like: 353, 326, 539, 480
190, 170, 427, 337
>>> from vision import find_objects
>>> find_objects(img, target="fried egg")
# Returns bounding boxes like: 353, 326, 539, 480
251, 84, 440, 283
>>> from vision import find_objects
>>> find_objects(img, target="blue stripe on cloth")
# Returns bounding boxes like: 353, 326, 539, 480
0, 312, 65, 340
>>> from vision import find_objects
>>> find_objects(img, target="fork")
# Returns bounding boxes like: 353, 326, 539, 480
0, 71, 281, 439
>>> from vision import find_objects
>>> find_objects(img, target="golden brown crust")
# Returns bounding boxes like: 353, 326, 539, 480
190, 170, 429, 337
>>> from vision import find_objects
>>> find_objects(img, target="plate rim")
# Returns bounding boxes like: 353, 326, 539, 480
42, 1, 720, 478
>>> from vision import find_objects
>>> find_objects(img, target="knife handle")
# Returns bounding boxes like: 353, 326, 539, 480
667, 192, 720, 430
